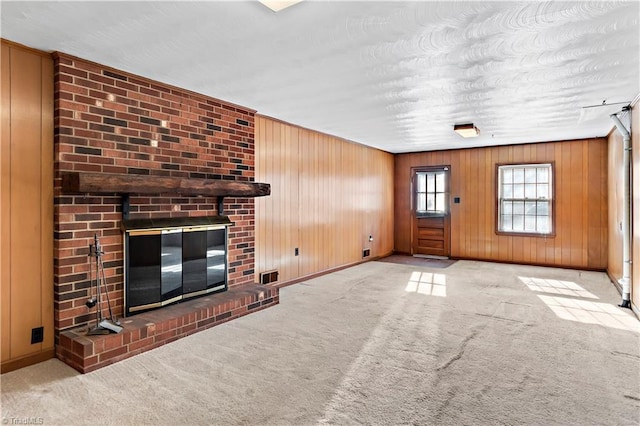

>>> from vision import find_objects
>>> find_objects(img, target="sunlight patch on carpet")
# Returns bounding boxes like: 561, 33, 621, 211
405, 271, 447, 297
538, 295, 639, 333
518, 276, 598, 299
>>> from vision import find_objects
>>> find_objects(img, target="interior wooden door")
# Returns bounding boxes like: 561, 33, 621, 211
412, 166, 450, 257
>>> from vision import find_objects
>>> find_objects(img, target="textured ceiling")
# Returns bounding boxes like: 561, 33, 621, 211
1, 1, 638, 153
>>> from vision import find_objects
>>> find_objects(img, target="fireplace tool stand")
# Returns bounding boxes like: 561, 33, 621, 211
86, 234, 123, 335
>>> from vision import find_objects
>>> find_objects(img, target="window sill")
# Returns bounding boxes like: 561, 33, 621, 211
417, 212, 447, 218
495, 230, 555, 238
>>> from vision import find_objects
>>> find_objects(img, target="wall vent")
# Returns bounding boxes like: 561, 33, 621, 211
260, 270, 279, 285
31, 327, 44, 344
363, 249, 371, 258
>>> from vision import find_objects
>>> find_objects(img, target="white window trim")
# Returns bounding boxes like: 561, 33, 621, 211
497, 163, 553, 236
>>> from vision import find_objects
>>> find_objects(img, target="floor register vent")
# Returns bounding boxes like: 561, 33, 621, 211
260, 270, 279, 285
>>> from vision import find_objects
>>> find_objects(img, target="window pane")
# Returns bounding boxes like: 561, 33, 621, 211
538, 216, 551, 233
427, 174, 435, 193
513, 202, 524, 215
417, 173, 426, 192
513, 215, 524, 231
537, 167, 548, 183
513, 168, 524, 183
503, 184, 513, 198
525, 201, 536, 215
427, 193, 435, 211
524, 183, 536, 198
537, 184, 549, 198
525, 168, 536, 183
514, 184, 524, 198
537, 201, 549, 216
436, 172, 445, 192
503, 168, 513, 184
417, 194, 426, 211
501, 215, 512, 231
502, 201, 512, 215
524, 216, 536, 231
435, 193, 445, 211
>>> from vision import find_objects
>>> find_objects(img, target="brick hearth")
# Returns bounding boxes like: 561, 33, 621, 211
57, 284, 278, 373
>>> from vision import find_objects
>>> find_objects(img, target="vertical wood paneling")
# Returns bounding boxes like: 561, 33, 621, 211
255, 116, 394, 284
1, 41, 54, 370
1, 43, 11, 363
395, 138, 608, 270
40, 53, 54, 351
255, 116, 301, 283
11, 48, 44, 357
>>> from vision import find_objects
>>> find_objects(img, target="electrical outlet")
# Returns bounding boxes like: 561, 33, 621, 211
363, 249, 371, 258
31, 327, 44, 344
295, 247, 299, 256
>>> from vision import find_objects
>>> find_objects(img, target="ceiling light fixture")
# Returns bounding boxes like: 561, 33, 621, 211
453, 123, 480, 138
258, 0, 303, 12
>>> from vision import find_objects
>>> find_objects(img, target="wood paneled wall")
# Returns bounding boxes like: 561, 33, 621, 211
255, 116, 394, 284
395, 139, 608, 270
1, 41, 54, 372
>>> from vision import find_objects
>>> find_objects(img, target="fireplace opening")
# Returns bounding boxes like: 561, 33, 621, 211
124, 218, 231, 316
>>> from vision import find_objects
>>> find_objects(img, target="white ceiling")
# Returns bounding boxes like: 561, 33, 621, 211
1, 1, 638, 153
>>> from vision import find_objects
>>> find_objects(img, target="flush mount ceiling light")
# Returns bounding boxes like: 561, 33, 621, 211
454, 123, 480, 138
258, 0, 303, 12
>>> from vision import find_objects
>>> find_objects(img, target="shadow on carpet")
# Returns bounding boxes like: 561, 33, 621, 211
376, 255, 456, 269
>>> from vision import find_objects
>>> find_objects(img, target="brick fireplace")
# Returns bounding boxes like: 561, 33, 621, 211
53, 53, 278, 372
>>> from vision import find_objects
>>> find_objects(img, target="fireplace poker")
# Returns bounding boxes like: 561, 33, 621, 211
86, 234, 122, 335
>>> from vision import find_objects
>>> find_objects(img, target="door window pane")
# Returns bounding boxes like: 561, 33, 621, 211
436, 173, 445, 192
418, 174, 426, 192
427, 193, 435, 211
417, 194, 426, 212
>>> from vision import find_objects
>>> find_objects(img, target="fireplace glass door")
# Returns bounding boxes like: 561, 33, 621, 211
207, 228, 226, 291
182, 229, 207, 296
161, 229, 183, 303
127, 232, 161, 309
125, 225, 228, 315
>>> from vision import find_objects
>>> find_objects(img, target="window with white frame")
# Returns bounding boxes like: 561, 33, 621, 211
498, 164, 552, 235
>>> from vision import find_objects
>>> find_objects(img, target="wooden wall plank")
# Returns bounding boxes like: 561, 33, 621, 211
9, 48, 43, 358
40, 51, 54, 351
1, 43, 12, 363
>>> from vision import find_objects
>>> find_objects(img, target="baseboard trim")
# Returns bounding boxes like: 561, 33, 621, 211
449, 256, 607, 273
606, 271, 623, 295
271, 251, 394, 289
1, 348, 55, 374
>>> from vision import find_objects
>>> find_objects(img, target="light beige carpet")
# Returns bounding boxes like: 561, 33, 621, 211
2, 260, 639, 425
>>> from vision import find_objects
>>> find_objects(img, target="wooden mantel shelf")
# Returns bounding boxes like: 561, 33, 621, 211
61, 172, 270, 198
